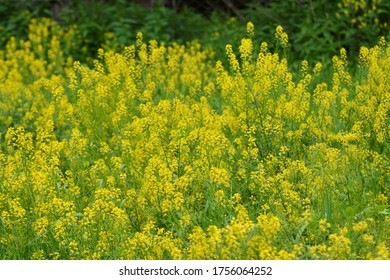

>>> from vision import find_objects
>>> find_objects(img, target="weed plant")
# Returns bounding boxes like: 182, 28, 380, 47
0, 18, 389, 260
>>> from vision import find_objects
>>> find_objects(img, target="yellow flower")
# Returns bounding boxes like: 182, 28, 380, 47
319, 218, 331, 232
378, 193, 388, 204
246, 22, 254, 36
33, 217, 49, 236
352, 221, 368, 232
275, 25, 288, 48
209, 167, 230, 188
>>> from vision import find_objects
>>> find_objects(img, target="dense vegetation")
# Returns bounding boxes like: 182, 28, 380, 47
0, 0, 389, 259
1, 0, 389, 67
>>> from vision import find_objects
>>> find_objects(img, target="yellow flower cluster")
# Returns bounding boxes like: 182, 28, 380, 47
0, 18, 389, 260
275, 25, 289, 49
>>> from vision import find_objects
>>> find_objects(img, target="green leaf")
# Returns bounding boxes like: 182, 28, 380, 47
295, 223, 309, 243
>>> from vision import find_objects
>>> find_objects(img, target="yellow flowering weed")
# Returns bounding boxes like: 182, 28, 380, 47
0, 18, 389, 260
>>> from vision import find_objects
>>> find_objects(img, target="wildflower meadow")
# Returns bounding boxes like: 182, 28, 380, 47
0, 16, 389, 260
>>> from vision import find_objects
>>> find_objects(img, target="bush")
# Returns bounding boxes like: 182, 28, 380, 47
1, 0, 388, 70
